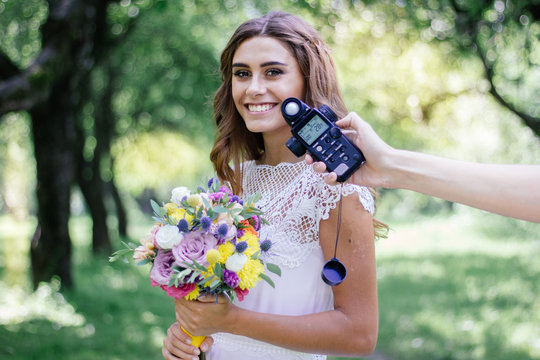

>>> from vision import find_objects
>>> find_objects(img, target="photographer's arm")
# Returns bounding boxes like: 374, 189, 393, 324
308, 113, 540, 223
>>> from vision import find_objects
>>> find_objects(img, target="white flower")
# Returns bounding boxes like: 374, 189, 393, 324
225, 253, 248, 273
170, 186, 191, 205
216, 212, 234, 227
155, 225, 184, 249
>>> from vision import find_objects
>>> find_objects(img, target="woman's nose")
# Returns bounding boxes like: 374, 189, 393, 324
246, 76, 266, 97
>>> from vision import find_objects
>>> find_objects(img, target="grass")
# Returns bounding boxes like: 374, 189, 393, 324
1, 211, 539, 359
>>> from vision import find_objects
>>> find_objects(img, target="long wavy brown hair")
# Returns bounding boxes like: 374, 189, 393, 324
209, 11, 387, 237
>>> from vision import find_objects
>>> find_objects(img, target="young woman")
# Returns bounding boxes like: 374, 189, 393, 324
162, 11, 383, 360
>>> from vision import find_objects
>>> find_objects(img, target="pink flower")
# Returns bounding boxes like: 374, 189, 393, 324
160, 283, 196, 299
172, 230, 218, 267
133, 225, 159, 261
234, 287, 249, 301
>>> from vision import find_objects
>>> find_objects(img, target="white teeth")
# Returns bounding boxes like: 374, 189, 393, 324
248, 104, 273, 112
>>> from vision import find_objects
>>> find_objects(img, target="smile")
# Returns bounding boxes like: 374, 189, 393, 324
247, 103, 275, 112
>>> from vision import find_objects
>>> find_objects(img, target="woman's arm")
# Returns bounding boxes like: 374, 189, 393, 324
309, 113, 540, 223
172, 194, 378, 356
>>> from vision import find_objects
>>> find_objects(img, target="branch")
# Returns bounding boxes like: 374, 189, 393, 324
0, 52, 21, 80
474, 37, 540, 137
0, 46, 58, 116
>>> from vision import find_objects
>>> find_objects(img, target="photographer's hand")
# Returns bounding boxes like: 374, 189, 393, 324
307, 112, 540, 223
307, 112, 396, 188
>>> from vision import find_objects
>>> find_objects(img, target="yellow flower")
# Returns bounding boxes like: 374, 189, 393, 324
239, 233, 261, 257
186, 194, 202, 208
165, 203, 194, 225
184, 286, 200, 301
238, 258, 264, 290
217, 242, 235, 263
206, 249, 220, 265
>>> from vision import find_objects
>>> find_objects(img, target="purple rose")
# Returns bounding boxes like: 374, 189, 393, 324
150, 249, 176, 286
172, 230, 218, 267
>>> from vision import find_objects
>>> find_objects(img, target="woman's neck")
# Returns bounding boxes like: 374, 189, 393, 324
259, 132, 303, 166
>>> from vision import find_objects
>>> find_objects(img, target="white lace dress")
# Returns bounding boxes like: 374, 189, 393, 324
206, 161, 375, 360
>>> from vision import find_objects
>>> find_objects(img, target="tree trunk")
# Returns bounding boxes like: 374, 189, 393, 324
109, 177, 128, 238
75, 154, 112, 255
27, 0, 114, 288
29, 79, 74, 288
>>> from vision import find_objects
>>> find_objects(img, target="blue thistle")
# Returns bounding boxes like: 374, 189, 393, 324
235, 241, 248, 253
200, 216, 212, 231
217, 223, 229, 237
177, 219, 189, 233
230, 195, 243, 205
260, 239, 272, 252
208, 178, 214, 189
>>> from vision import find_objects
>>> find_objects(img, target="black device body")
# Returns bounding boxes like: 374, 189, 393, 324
281, 97, 366, 182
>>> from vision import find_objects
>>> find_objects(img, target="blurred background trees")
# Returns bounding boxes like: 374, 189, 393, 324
0, 0, 538, 289
1, 1, 539, 359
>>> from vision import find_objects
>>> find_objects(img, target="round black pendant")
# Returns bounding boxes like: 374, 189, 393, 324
321, 257, 347, 286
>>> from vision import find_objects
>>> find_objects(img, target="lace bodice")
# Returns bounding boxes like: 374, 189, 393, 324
207, 161, 374, 360
242, 160, 375, 268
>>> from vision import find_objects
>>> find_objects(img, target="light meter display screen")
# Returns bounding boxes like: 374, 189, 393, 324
297, 115, 329, 145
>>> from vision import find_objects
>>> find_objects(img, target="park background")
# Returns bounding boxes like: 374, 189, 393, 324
1, 0, 539, 359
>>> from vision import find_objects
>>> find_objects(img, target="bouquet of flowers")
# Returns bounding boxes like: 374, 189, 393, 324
110, 178, 280, 354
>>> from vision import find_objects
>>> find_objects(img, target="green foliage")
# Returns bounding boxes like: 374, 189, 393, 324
0, 0, 48, 68
112, 129, 213, 197
0, 112, 36, 218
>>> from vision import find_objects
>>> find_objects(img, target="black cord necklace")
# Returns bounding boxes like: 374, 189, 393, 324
321, 183, 347, 286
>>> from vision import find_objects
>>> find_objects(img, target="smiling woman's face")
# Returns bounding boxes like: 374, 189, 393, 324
231, 36, 305, 138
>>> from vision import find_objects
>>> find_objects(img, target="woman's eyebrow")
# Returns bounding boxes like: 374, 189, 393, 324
232, 61, 288, 68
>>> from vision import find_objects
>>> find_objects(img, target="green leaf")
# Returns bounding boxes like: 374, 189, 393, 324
212, 206, 229, 213
231, 207, 242, 214
108, 248, 134, 262
266, 263, 281, 276
183, 260, 207, 273
259, 273, 275, 288
201, 196, 211, 210
151, 199, 166, 217
209, 279, 221, 290
136, 258, 152, 266
213, 263, 223, 278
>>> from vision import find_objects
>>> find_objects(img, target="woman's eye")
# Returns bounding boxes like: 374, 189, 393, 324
266, 68, 283, 77
233, 70, 250, 78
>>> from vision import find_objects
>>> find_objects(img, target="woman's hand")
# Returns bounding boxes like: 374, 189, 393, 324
175, 294, 236, 337
162, 322, 214, 360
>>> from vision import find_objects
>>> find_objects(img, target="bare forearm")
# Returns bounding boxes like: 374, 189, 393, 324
226, 307, 377, 356
388, 149, 540, 222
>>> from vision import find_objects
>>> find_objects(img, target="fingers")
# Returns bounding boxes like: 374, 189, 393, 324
162, 322, 201, 360
196, 294, 229, 304
335, 112, 368, 132
309, 159, 339, 185
200, 336, 214, 353
323, 172, 338, 185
